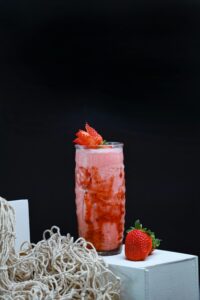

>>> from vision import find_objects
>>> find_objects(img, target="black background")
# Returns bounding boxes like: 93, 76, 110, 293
0, 0, 200, 259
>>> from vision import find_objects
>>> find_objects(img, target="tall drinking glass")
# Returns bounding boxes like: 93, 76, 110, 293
75, 142, 125, 255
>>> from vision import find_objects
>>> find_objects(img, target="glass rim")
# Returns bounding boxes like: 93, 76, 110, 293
75, 142, 124, 149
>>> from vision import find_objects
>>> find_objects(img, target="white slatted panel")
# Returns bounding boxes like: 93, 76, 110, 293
9, 199, 30, 251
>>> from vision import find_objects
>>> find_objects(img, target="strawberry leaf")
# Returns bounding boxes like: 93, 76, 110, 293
135, 219, 142, 229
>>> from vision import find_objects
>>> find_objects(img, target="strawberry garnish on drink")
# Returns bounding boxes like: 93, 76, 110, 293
125, 220, 161, 261
74, 123, 104, 147
85, 123, 103, 145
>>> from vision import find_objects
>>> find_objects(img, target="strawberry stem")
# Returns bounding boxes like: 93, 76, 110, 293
101, 140, 107, 145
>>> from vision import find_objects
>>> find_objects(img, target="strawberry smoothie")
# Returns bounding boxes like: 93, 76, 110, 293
75, 143, 125, 255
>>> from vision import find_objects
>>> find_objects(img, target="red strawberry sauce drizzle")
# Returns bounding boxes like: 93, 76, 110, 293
76, 166, 125, 251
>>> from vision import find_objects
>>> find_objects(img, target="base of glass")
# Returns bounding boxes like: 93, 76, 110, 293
97, 245, 122, 256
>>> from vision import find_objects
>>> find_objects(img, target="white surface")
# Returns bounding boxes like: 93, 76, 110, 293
104, 248, 196, 268
9, 199, 30, 251
103, 246, 199, 300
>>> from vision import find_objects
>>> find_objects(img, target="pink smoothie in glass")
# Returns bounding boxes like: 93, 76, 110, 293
75, 143, 125, 255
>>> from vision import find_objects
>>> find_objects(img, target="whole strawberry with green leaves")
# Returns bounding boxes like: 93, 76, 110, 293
125, 220, 161, 261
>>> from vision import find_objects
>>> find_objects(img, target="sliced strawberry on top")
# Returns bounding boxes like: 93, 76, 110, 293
76, 130, 90, 141
75, 130, 95, 146
73, 123, 104, 147
85, 123, 103, 145
73, 137, 85, 145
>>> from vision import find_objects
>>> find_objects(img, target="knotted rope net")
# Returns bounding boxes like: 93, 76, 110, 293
0, 196, 120, 299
